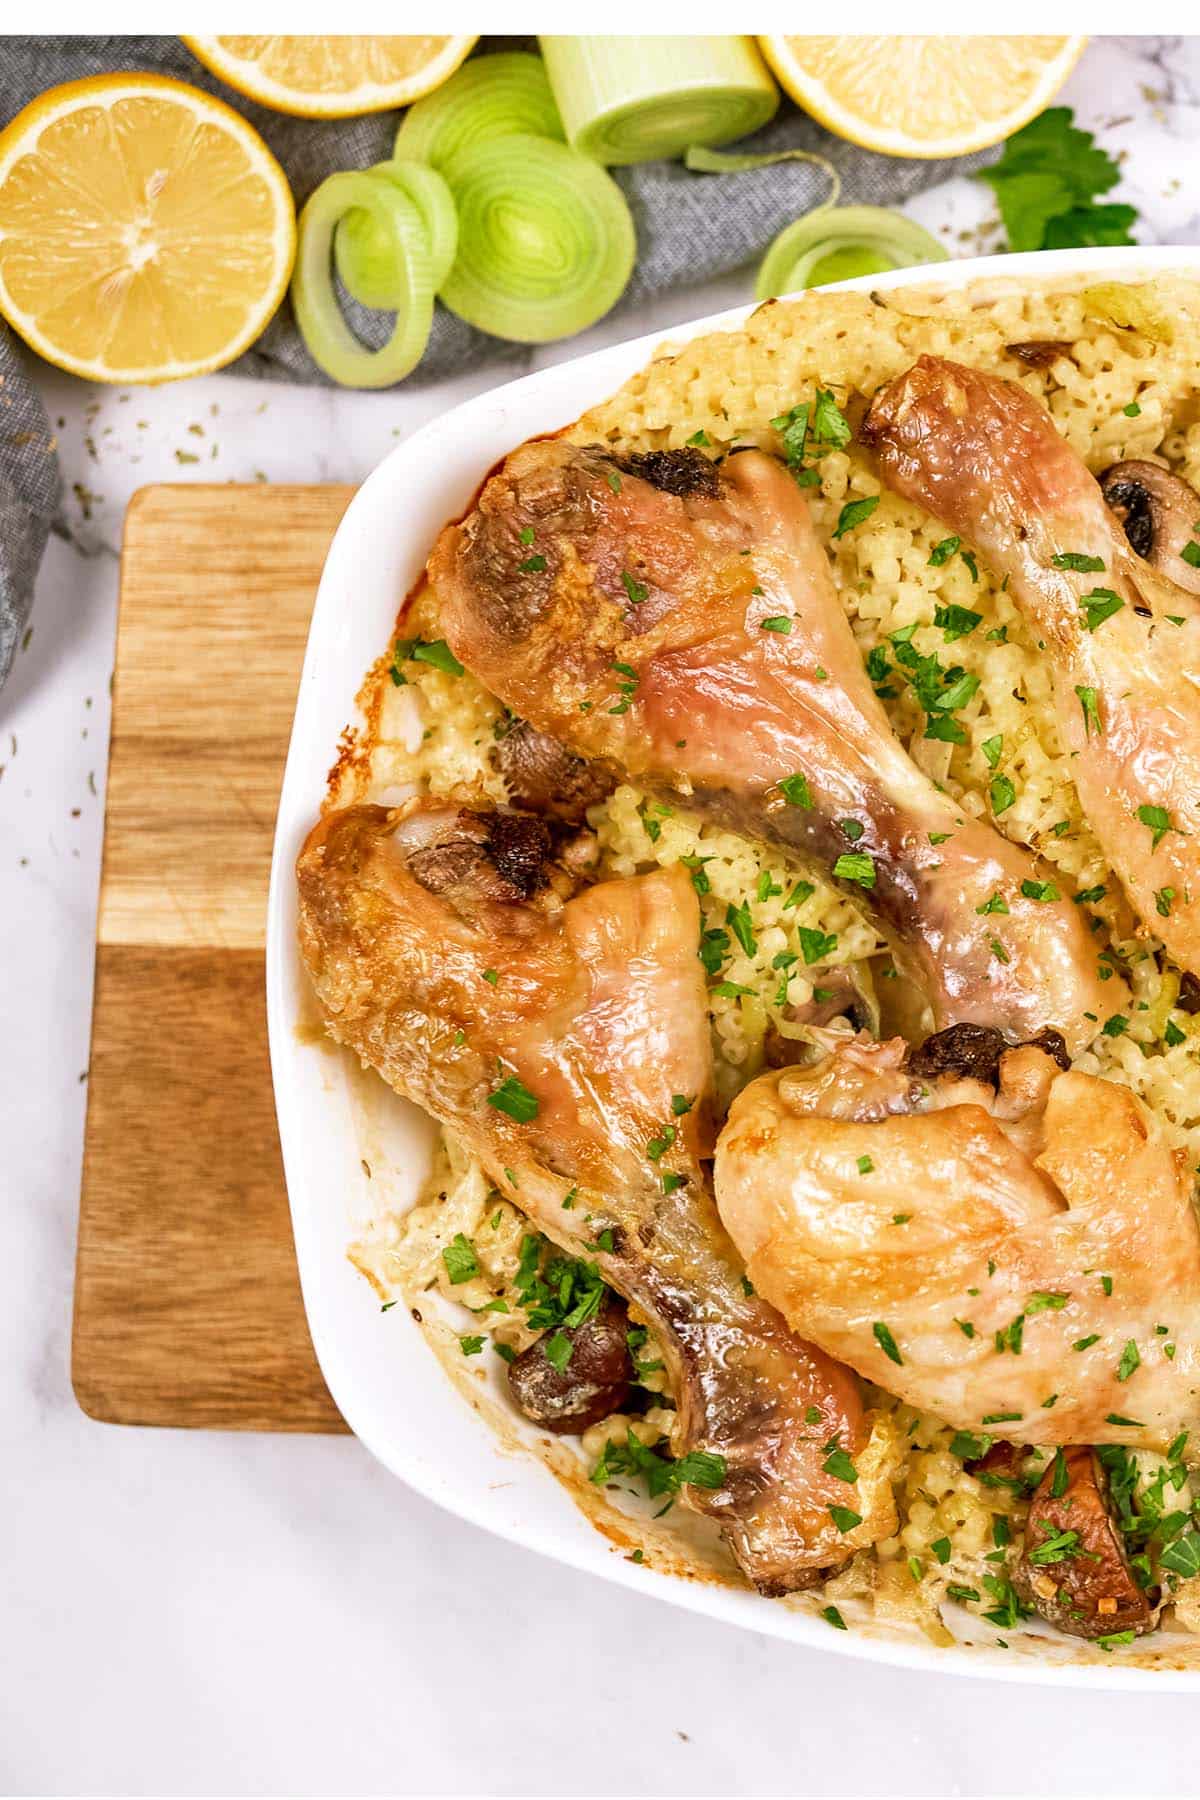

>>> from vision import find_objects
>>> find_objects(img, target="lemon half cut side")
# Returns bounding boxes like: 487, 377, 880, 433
0, 73, 296, 384
758, 36, 1086, 159
183, 35, 478, 119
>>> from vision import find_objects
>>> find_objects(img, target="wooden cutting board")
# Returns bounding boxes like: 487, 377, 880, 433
73, 484, 356, 1432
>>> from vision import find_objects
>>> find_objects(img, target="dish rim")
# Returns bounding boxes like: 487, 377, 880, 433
266, 242, 1200, 1688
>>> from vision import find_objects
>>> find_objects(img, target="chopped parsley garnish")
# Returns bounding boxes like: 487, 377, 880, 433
442, 1233, 481, 1285
458, 1334, 485, 1357
1105, 1412, 1145, 1428
778, 771, 812, 808
872, 1321, 902, 1366
821, 1605, 847, 1630
982, 734, 1003, 768
605, 468, 623, 493
1102, 1013, 1128, 1038
487, 1076, 539, 1123
543, 1331, 573, 1374
725, 900, 757, 957
671, 1094, 694, 1117
1052, 551, 1106, 573
976, 891, 1009, 916
680, 853, 712, 896
1080, 587, 1124, 632
608, 660, 639, 716
686, 429, 710, 447
833, 495, 879, 539
1165, 1018, 1186, 1047
1182, 540, 1200, 570
990, 773, 1016, 816
518, 554, 547, 575
621, 570, 648, 609
1074, 884, 1106, 905
856, 1154, 874, 1175
1122, 402, 1141, 418
699, 926, 730, 978
1156, 886, 1176, 918
513, 1234, 607, 1332
390, 636, 464, 682
711, 980, 755, 999
829, 1504, 863, 1534
950, 1431, 992, 1462
982, 1411, 1023, 1425
591, 1429, 726, 1500
1161, 1532, 1200, 1579
1021, 879, 1059, 904
934, 603, 982, 643
1137, 803, 1175, 850
932, 1537, 952, 1565
928, 536, 961, 566
645, 1125, 676, 1162
783, 879, 815, 910
760, 615, 793, 634
834, 851, 876, 889
1116, 1340, 1141, 1382
770, 389, 851, 486
1076, 685, 1101, 737
798, 927, 839, 966
823, 1449, 859, 1484
1026, 1291, 1070, 1316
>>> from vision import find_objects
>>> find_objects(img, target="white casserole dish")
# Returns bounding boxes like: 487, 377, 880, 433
266, 244, 1200, 1687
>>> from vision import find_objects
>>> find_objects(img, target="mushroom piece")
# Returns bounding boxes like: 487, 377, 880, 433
1014, 1447, 1159, 1642
1099, 460, 1200, 595
1005, 339, 1075, 369
506, 1297, 634, 1434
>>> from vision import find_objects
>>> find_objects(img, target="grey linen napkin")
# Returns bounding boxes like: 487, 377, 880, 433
0, 33, 993, 690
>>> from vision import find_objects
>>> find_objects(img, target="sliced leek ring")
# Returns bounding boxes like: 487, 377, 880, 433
394, 50, 563, 169
293, 171, 432, 388
334, 161, 457, 309
756, 204, 948, 299
438, 133, 635, 344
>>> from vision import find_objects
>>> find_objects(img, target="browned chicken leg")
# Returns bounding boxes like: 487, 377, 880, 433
715, 1031, 1200, 1451
428, 440, 1115, 1055
297, 798, 896, 1591
865, 355, 1200, 974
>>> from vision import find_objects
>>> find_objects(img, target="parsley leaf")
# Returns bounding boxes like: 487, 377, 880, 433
442, 1233, 481, 1285
977, 108, 1137, 254
487, 1076, 539, 1123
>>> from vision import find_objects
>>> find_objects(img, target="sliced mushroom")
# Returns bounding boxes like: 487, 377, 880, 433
905, 1022, 1070, 1086
1099, 460, 1200, 595
506, 1297, 634, 1434
491, 718, 617, 827
1015, 1447, 1159, 1642
1005, 339, 1075, 370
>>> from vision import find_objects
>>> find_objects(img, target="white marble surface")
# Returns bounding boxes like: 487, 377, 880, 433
5, 35, 1200, 1798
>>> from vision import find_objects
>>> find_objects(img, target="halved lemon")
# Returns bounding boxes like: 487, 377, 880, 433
183, 35, 478, 119
758, 36, 1086, 158
0, 73, 295, 384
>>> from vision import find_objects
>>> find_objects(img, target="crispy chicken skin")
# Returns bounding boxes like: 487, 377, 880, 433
865, 355, 1200, 973
428, 439, 1114, 1055
714, 1034, 1200, 1449
297, 798, 896, 1591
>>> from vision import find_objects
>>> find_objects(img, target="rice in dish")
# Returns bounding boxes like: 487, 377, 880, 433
302, 272, 1200, 1661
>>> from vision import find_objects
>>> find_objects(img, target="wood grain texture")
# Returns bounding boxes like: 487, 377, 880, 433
74, 484, 355, 1431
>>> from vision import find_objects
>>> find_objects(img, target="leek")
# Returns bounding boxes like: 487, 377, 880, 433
394, 51, 564, 169
438, 133, 635, 343
335, 162, 457, 310
293, 172, 433, 389
539, 36, 778, 166
756, 206, 948, 299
